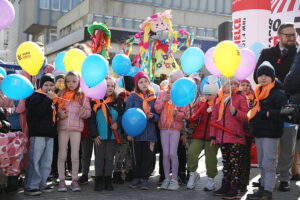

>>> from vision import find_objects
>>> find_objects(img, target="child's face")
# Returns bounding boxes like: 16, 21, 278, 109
204, 94, 216, 101
151, 18, 168, 32
65, 75, 79, 91
257, 75, 272, 86
223, 81, 239, 93
106, 79, 115, 96
55, 78, 65, 90
240, 82, 251, 94
42, 81, 55, 93
138, 78, 150, 93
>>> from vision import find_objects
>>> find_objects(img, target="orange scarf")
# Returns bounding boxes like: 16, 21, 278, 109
200, 97, 214, 107
134, 90, 156, 115
92, 96, 113, 122
57, 90, 83, 111
216, 87, 238, 121
247, 81, 275, 120
36, 89, 57, 123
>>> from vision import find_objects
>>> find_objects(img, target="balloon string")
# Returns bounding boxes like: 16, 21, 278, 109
229, 78, 233, 106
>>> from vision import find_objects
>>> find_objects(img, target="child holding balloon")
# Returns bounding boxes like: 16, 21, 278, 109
89, 76, 124, 191
126, 71, 159, 190
210, 77, 249, 199
154, 69, 188, 191
56, 70, 91, 192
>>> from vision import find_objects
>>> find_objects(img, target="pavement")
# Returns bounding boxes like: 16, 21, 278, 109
0, 151, 299, 200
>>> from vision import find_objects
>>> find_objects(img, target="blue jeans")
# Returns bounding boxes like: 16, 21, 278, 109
24, 137, 54, 190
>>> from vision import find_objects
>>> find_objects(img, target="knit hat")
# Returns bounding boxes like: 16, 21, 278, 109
240, 79, 251, 84
134, 71, 149, 86
40, 73, 55, 88
203, 76, 220, 95
256, 61, 275, 81
55, 74, 65, 83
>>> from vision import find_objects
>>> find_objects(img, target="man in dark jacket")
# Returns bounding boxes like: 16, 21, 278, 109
253, 23, 298, 192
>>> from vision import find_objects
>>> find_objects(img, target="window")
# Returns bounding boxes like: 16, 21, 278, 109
49, 29, 57, 43
51, 0, 60, 11
39, 0, 49, 9
71, 0, 81, 7
62, 0, 71, 12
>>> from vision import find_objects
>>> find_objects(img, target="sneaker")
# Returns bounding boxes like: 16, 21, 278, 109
187, 172, 200, 189
278, 181, 290, 192
140, 179, 150, 190
70, 181, 81, 192
24, 189, 42, 196
129, 178, 141, 189
78, 174, 89, 185
214, 181, 230, 196
160, 178, 170, 190
168, 179, 179, 191
57, 181, 67, 192
222, 189, 240, 199
246, 188, 264, 200
41, 185, 54, 193
204, 178, 216, 191
65, 170, 72, 180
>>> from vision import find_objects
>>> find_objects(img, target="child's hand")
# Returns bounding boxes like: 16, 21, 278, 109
127, 136, 133, 141
147, 112, 154, 119
207, 107, 212, 113
94, 136, 102, 146
58, 110, 68, 120
230, 105, 237, 116
163, 94, 170, 102
180, 135, 187, 145
46, 91, 55, 100
79, 107, 85, 118
210, 139, 216, 146
111, 122, 118, 130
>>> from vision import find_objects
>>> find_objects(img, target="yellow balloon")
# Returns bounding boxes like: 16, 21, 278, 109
213, 41, 241, 77
16, 41, 44, 76
64, 49, 86, 75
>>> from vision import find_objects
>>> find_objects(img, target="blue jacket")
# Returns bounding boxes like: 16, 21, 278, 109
89, 97, 124, 140
125, 93, 158, 142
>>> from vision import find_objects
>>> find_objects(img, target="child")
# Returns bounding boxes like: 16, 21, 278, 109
24, 74, 57, 196
89, 76, 123, 191
247, 61, 287, 200
126, 71, 158, 190
210, 77, 249, 199
56, 70, 91, 192
187, 76, 219, 191
154, 70, 188, 191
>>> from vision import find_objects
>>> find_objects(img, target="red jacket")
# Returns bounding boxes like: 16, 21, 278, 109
209, 92, 249, 145
190, 101, 211, 141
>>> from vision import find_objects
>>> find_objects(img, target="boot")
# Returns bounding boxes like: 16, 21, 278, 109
113, 172, 124, 184
94, 176, 103, 191
125, 170, 133, 182
222, 183, 240, 199
214, 180, 230, 196
104, 176, 114, 191
6, 176, 19, 193
247, 187, 265, 200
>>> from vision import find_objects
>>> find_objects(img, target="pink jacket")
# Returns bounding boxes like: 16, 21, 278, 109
155, 90, 188, 131
209, 92, 249, 145
58, 97, 91, 132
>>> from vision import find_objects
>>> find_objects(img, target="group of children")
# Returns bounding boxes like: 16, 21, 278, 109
0, 53, 289, 200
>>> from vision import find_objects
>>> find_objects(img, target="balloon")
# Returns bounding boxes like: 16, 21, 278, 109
0, 67, 7, 78
16, 41, 44, 76
200, 75, 222, 93
1, 74, 34, 100
64, 49, 86, 74
122, 108, 147, 137
54, 52, 67, 72
171, 78, 197, 107
204, 47, 221, 76
118, 77, 124, 88
80, 78, 107, 99
0, 0, 15, 30
127, 66, 141, 77
81, 54, 108, 87
250, 42, 266, 61
112, 54, 131, 75
213, 41, 241, 77
234, 48, 256, 80
181, 47, 205, 75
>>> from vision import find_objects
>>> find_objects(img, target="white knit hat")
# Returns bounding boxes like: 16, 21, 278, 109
203, 76, 220, 95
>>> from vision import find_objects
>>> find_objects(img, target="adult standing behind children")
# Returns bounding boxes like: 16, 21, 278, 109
253, 23, 298, 191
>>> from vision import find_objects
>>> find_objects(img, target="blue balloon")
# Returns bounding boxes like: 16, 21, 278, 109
0, 67, 7, 78
181, 47, 205, 75
118, 77, 124, 88
112, 54, 131, 76
54, 51, 67, 72
82, 54, 108, 87
127, 66, 141, 77
122, 108, 147, 137
2, 74, 34, 100
250, 42, 266, 61
171, 78, 197, 107
200, 75, 222, 93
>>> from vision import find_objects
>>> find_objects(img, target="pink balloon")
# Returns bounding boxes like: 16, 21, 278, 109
234, 48, 256, 80
80, 78, 107, 99
0, 0, 15, 30
204, 47, 221, 76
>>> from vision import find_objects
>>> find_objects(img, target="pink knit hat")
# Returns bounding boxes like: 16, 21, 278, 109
134, 71, 149, 86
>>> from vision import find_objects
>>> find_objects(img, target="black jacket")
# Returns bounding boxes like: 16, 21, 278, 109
250, 81, 287, 138
254, 44, 297, 83
26, 92, 57, 137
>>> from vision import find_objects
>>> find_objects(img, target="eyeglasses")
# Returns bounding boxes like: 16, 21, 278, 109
280, 33, 297, 39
